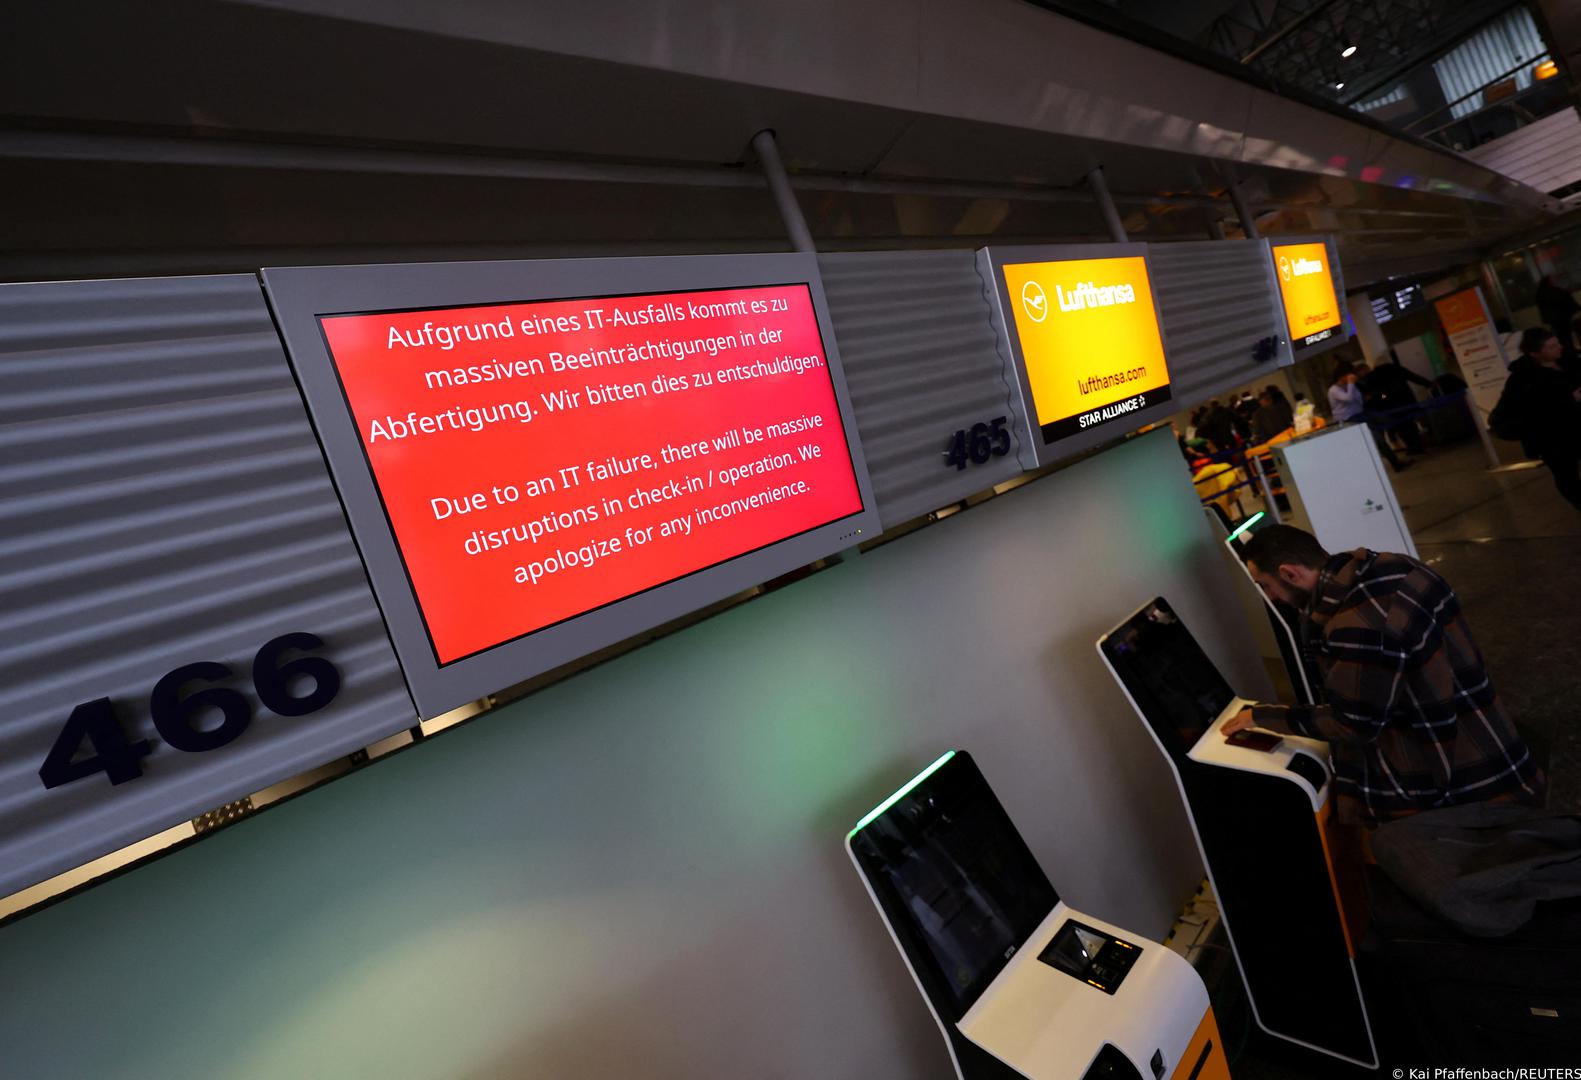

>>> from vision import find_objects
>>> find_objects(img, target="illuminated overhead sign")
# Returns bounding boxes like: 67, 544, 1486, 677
1270, 240, 1344, 353
981, 246, 1172, 462
1370, 283, 1424, 325
265, 255, 878, 717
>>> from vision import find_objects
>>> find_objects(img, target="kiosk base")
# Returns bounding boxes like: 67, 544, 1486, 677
1169, 1009, 1230, 1080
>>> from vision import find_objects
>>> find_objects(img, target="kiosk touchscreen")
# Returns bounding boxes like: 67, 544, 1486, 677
847, 751, 1227, 1080
1098, 600, 1375, 1069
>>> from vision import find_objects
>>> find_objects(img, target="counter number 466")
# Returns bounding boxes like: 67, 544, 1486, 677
38, 632, 341, 789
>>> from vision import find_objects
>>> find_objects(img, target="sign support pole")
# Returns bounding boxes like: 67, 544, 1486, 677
1251, 455, 1282, 523
1085, 167, 1127, 243
751, 130, 817, 254
1229, 180, 1259, 240
1470, 397, 1503, 468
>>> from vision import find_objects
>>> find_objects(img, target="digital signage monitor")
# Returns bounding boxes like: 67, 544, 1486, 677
979, 244, 1174, 467
1269, 236, 1349, 359
1369, 282, 1425, 325
265, 254, 879, 717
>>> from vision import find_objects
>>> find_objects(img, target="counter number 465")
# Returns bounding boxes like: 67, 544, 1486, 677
944, 416, 1012, 470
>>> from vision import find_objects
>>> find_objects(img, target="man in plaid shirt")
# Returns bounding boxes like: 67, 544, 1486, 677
1223, 525, 1545, 824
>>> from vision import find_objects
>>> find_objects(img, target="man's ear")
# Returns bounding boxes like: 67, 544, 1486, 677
1277, 563, 1303, 586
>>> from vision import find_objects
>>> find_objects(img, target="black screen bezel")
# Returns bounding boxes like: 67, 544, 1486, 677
1099, 596, 1236, 760
848, 751, 1059, 1023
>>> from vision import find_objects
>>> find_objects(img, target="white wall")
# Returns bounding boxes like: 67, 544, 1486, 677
1347, 292, 1390, 365
0, 429, 1269, 1080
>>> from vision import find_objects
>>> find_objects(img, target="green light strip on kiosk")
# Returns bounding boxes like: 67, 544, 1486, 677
848, 750, 957, 838
1227, 510, 1267, 543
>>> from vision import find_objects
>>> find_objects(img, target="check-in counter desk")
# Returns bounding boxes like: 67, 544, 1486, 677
1100, 598, 1376, 1070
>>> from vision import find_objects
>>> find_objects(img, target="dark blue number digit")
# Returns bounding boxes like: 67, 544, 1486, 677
38, 698, 152, 788
150, 662, 252, 752
945, 430, 969, 470
252, 633, 341, 717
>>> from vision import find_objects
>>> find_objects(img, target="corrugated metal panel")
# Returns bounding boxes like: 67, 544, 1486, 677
819, 250, 1026, 528
1326, 234, 1349, 343
1433, 8, 1548, 119
1149, 239, 1292, 407
1464, 108, 1581, 195
0, 275, 417, 899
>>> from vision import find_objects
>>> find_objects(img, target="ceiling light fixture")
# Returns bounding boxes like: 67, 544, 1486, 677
1335, 81, 1346, 89
1342, 45, 1358, 58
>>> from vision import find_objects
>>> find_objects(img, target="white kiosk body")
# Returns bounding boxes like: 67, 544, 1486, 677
1098, 599, 1377, 1070
1272, 423, 1417, 558
847, 751, 1229, 1080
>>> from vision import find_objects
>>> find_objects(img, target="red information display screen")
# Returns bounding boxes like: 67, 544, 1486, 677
318, 284, 865, 664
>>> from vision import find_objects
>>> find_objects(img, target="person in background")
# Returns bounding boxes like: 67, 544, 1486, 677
1493, 327, 1581, 510
1197, 399, 1239, 454
1224, 525, 1544, 825
1357, 356, 1433, 455
1190, 436, 1247, 522
1331, 362, 1408, 470
1327, 361, 1363, 421
1251, 388, 1294, 444
1536, 274, 1581, 354
1234, 391, 1259, 428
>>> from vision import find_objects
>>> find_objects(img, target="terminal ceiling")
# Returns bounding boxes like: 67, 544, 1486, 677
1086, 0, 1523, 106
0, 0, 1561, 288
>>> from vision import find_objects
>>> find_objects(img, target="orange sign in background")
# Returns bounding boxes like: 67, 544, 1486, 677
1272, 242, 1341, 345
1433, 288, 1487, 334
1001, 256, 1170, 440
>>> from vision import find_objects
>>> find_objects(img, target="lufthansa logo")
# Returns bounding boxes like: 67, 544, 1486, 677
1021, 280, 1048, 323
1279, 255, 1292, 282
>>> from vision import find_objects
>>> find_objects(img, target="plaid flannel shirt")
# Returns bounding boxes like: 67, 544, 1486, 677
1253, 549, 1544, 824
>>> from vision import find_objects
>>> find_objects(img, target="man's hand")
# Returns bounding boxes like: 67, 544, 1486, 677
1222, 708, 1256, 737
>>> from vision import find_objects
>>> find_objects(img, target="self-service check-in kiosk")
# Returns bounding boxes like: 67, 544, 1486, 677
1098, 599, 1376, 1069
847, 750, 1229, 1080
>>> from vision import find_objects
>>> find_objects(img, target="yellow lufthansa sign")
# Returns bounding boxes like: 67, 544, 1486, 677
1001, 256, 1171, 443
1272, 242, 1341, 347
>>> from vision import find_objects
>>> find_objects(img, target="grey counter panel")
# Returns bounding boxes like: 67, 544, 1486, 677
819, 250, 1027, 528
0, 274, 417, 898
1149, 239, 1295, 405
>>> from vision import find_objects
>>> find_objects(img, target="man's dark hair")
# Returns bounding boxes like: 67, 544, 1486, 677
1331, 361, 1354, 381
1520, 326, 1557, 355
1242, 524, 1330, 572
